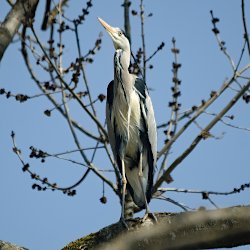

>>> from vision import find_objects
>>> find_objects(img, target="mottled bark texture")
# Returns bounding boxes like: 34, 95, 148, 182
0, 240, 28, 250
63, 206, 250, 250
0, 0, 39, 61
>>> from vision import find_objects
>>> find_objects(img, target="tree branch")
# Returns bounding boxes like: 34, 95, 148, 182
30, 25, 108, 140
140, 0, 146, 81
0, 0, 39, 61
62, 206, 250, 250
241, 0, 250, 55
154, 79, 250, 193
20, 26, 102, 142
123, 0, 131, 44
157, 60, 250, 160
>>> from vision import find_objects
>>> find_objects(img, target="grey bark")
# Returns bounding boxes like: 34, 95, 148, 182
0, 0, 39, 61
62, 206, 250, 250
0, 240, 28, 250
123, 0, 131, 44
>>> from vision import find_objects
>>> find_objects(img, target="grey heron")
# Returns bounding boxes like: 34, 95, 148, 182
98, 18, 157, 225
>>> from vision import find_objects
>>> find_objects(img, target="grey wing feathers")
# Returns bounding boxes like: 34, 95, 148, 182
134, 78, 157, 166
134, 78, 157, 202
144, 91, 157, 166
106, 78, 157, 205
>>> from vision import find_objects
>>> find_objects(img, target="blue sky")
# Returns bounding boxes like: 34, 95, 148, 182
1, 1, 250, 249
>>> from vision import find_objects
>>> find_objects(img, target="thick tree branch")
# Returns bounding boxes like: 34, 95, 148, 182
0, 240, 27, 250
62, 206, 250, 250
0, 0, 39, 61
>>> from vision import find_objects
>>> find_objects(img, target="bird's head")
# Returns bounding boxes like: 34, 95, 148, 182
98, 17, 130, 52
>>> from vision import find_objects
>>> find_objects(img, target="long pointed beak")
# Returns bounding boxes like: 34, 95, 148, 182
98, 17, 116, 36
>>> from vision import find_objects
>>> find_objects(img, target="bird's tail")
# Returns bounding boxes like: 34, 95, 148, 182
125, 164, 149, 208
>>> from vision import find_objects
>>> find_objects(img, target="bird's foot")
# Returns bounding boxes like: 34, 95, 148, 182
120, 217, 129, 229
142, 212, 158, 224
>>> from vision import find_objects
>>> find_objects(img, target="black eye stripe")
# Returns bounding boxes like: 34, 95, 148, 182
117, 29, 126, 37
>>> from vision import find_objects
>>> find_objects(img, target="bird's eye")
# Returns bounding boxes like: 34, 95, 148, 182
118, 31, 123, 36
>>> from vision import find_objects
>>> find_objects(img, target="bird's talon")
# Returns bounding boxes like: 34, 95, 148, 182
142, 212, 157, 223
120, 217, 129, 229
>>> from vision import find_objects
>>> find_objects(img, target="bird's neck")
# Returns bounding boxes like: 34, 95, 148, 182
114, 49, 130, 74
113, 49, 132, 102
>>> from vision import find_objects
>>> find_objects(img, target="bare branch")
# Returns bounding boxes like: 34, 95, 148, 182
41, 0, 52, 30
123, 0, 131, 44
73, 3, 96, 117
0, 0, 39, 61
157, 61, 250, 160
210, 10, 236, 71
140, 0, 146, 80
11, 131, 118, 195
203, 110, 250, 132
145, 42, 165, 63
30, 25, 108, 140
20, 26, 102, 141
41, 0, 69, 30
156, 182, 250, 197
154, 79, 250, 193
6, 0, 15, 7
241, 0, 250, 55
157, 38, 180, 181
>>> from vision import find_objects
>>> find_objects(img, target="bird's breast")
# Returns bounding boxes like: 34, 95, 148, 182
112, 89, 141, 156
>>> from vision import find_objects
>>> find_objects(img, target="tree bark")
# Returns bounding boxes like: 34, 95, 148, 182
62, 206, 250, 250
0, 240, 27, 250
0, 0, 39, 61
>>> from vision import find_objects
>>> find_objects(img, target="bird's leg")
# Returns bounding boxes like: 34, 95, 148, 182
138, 153, 150, 216
120, 159, 128, 228
138, 153, 157, 223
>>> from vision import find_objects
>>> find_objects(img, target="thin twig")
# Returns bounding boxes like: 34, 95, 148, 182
74, 22, 96, 116
236, 40, 247, 71
157, 187, 236, 196
145, 42, 165, 63
155, 196, 191, 211
210, 10, 236, 71
203, 110, 250, 132
157, 38, 180, 180
157, 62, 250, 160
58, 2, 92, 189
140, 0, 146, 80
73, 16, 120, 181
241, 0, 250, 55
21, 26, 101, 141
49, 146, 105, 157
154, 79, 250, 193
156, 184, 250, 202
56, 6, 117, 194
11, 131, 76, 193
30, 25, 108, 140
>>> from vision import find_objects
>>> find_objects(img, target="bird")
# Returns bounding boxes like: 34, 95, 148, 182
98, 17, 157, 225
